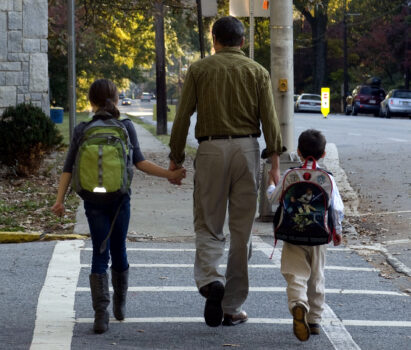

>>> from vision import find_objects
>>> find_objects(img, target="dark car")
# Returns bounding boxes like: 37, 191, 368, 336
380, 89, 411, 118
345, 85, 385, 116
122, 98, 132, 105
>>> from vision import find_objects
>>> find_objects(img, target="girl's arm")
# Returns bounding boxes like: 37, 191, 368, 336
51, 172, 72, 216
136, 160, 186, 182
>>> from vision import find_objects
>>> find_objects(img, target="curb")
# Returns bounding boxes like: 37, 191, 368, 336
0, 231, 88, 244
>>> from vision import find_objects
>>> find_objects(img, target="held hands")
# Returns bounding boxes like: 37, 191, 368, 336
168, 160, 186, 185
51, 201, 65, 217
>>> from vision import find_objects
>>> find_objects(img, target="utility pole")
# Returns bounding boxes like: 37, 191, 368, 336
259, 0, 296, 221
270, 0, 294, 154
196, 0, 205, 59
155, 0, 167, 135
67, 0, 76, 142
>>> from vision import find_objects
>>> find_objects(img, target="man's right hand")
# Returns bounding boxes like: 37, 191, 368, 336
269, 153, 280, 185
168, 160, 183, 185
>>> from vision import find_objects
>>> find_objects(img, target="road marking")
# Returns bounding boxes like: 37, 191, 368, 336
252, 236, 362, 350
386, 137, 408, 143
76, 317, 411, 328
30, 240, 83, 350
76, 286, 407, 296
355, 210, 411, 216
322, 304, 361, 350
82, 247, 351, 252
79, 263, 378, 272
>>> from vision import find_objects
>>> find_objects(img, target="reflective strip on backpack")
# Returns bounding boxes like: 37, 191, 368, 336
98, 145, 103, 187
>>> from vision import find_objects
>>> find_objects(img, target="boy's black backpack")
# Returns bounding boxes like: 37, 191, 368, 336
273, 157, 336, 246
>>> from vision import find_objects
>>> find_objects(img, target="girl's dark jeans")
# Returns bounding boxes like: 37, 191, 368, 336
84, 194, 130, 274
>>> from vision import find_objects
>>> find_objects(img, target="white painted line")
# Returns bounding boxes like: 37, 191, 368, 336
322, 304, 361, 350
80, 263, 378, 272
30, 240, 83, 350
383, 239, 411, 245
387, 137, 408, 143
76, 286, 407, 296
253, 236, 361, 350
76, 317, 411, 327
82, 247, 351, 252
355, 210, 411, 217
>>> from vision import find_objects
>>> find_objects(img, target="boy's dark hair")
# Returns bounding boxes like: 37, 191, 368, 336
212, 16, 244, 47
88, 79, 120, 118
298, 129, 326, 160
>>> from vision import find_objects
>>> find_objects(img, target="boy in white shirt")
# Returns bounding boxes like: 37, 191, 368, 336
269, 129, 344, 341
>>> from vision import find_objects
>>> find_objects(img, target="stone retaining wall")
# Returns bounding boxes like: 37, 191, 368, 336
0, 0, 49, 116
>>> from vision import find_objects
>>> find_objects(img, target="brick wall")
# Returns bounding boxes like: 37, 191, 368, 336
0, 0, 49, 116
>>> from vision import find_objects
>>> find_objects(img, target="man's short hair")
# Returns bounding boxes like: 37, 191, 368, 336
298, 129, 326, 160
212, 16, 244, 47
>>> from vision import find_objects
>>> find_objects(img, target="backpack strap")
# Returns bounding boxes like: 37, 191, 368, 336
99, 196, 127, 254
302, 156, 317, 169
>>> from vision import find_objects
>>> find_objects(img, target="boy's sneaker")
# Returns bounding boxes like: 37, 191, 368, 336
309, 323, 321, 335
292, 303, 310, 341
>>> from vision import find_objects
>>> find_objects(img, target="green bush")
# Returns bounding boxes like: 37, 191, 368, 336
0, 104, 63, 176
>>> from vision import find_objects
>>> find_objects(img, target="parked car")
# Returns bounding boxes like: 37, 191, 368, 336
140, 92, 152, 102
345, 85, 385, 116
295, 94, 321, 113
122, 98, 132, 105
380, 89, 411, 118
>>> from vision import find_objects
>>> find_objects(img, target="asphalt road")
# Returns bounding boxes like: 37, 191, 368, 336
2, 238, 411, 350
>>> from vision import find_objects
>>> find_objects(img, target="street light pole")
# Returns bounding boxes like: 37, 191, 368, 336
343, 0, 348, 113
67, 0, 76, 142
155, 0, 167, 135
196, 0, 205, 59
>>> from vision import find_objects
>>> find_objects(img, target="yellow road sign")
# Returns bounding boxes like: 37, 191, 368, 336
321, 87, 330, 117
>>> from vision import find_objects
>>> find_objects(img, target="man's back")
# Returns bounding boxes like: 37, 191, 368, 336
188, 47, 270, 138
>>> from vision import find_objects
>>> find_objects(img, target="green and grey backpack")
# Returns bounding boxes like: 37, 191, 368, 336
72, 117, 133, 203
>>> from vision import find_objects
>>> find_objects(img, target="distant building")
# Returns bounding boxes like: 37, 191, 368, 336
0, 0, 49, 116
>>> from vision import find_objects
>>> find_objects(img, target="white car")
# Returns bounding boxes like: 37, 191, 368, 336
380, 89, 411, 118
295, 93, 321, 113
140, 92, 152, 102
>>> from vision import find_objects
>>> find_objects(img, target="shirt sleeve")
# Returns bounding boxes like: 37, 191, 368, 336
258, 71, 283, 157
123, 119, 145, 164
330, 176, 345, 235
169, 66, 197, 165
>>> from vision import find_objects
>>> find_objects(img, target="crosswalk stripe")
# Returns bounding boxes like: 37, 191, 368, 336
80, 263, 378, 272
75, 317, 411, 327
81, 247, 351, 252
30, 240, 83, 350
76, 286, 407, 296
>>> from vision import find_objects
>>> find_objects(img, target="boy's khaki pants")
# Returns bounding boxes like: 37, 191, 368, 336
193, 137, 260, 315
281, 242, 327, 324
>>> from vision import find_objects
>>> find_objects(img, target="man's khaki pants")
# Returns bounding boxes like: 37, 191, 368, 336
281, 242, 327, 324
193, 137, 260, 315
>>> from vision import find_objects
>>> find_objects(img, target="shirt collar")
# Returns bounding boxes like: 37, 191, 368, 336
215, 47, 245, 56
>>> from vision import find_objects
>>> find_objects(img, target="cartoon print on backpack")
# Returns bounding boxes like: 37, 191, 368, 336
282, 183, 326, 232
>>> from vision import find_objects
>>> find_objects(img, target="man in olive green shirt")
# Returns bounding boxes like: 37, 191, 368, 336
169, 16, 283, 327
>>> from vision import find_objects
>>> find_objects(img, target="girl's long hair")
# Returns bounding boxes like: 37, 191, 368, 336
88, 79, 120, 118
